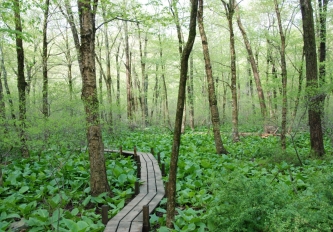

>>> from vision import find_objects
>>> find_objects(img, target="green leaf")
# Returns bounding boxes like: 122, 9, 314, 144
82, 195, 91, 206
63, 218, 79, 231
158, 226, 170, 232
19, 186, 29, 194
71, 208, 79, 216
77, 221, 89, 231
201, 159, 211, 168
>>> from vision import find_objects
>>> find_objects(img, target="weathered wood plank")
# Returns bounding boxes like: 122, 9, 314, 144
104, 149, 165, 232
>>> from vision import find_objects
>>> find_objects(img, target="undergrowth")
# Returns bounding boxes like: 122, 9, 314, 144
1, 127, 333, 231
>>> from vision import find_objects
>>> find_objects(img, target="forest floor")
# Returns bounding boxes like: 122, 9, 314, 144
1, 126, 333, 231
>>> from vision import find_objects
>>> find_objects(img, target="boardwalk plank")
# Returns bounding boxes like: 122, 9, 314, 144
104, 150, 165, 232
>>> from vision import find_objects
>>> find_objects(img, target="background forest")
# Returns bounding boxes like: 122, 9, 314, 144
1, 0, 333, 231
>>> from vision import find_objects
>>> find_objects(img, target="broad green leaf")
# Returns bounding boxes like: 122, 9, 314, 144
19, 186, 29, 194
77, 221, 89, 231
63, 218, 78, 231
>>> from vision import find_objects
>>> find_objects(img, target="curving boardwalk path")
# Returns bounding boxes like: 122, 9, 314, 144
104, 150, 165, 232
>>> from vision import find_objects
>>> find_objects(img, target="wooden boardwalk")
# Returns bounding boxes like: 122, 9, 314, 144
104, 150, 165, 232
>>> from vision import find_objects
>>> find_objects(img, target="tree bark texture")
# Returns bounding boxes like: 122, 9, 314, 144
124, 21, 133, 122
42, 0, 50, 118
222, 0, 239, 142
236, 14, 266, 120
166, 0, 198, 228
300, 0, 325, 156
78, 0, 110, 195
14, 0, 29, 157
198, 0, 228, 154
188, 54, 194, 130
274, 0, 288, 149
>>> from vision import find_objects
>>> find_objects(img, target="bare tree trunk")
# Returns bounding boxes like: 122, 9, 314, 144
137, 24, 149, 126
0, 62, 4, 119
300, 0, 325, 156
42, 0, 50, 117
170, 0, 187, 133
237, 13, 266, 120
115, 42, 122, 120
274, 0, 288, 150
188, 54, 194, 130
78, 0, 110, 195
166, 0, 198, 227
0, 44, 15, 120
159, 34, 171, 127
222, 0, 239, 142
198, 0, 228, 154
124, 21, 133, 122
14, 0, 29, 157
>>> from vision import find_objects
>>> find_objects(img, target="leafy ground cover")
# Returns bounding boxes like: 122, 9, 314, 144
1, 127, 333, 231
106, 127, 333, 231
0, 150, 137, 231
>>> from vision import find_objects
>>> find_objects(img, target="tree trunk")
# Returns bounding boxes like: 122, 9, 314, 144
166, 0, 198, 227
115, 42, 122, 120
0, 61, 4, 120
14, 0, 29, 157
198, 0, 228, 154
1, 45, 14, 121
188, 54, 194, 130
124, 21, 133, 122
137, 24, 149, 127
274, 0, 288, 150
236, 13, 266, 120
42, 0, 50, 117
222, 0, 239, 142
300, 0, 325, 156
159, 34, 171, 128
77, 0, 110, 195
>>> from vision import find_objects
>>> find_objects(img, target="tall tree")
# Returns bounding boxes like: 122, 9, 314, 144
274, 0, 288, 149
137, 23, 149, 126
42, 0, 50, 117
198, 0, 228, 154
221, 0, 239, 142
13, 0, 29, 157
169, 0, 187, 133
300, 0, 325, 156
318, 0, 328, 87
124, 21, 133, 122
236, 10, 267, 121
59, 0, 111, 195
188, 53, 194, 130
166, 0, 198, 227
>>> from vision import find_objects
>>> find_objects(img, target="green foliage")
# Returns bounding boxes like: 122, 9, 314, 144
0, 150, 136, 232
108, 129, 333, 231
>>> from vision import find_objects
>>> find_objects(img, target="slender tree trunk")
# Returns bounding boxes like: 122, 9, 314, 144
274, 0, 288, 149
77, 0, 110, 195
64, 26, 74, 117
14, 0, 29, 157
159, 34, 171, 127
237, 13, 266, 120
124, 21, 133, 122
0, 63, 4, 119
198, 0, 228, 154
222, 0, 239, 142
170, 0, 187, 132
247, 58, 256, 115
137, 24, 149, 126
42, 0, 50, 117
0, 44, 15, 120
300, 0, 325, 156
115, 42, 122, 120
188, 54, 194, 130
166, 0, 198, 227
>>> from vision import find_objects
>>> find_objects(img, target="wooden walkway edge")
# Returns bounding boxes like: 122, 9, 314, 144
103, 150, 165, 232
